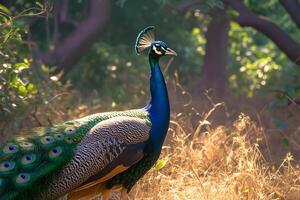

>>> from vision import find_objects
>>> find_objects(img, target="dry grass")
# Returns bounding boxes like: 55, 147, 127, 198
128, 112, 300, 200
5, 76, 300, 200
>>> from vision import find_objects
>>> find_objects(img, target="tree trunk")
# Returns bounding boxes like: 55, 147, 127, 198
200, 8, 230, 96
41, 0, 111, 74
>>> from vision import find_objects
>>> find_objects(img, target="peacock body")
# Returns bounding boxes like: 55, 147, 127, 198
0, 26, 176, 200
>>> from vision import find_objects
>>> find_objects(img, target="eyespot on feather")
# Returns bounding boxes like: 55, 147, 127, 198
3, 144, 18, 154
40, 136, 55, 145
21, 154, 36, 165
0, 161, 15, 172
19, 142, 34, 149
49, 146, 62, 159
65, 127, 75, 135
54, 133, 64, 140
16, 173, 31, 185
65, 136, 73, 144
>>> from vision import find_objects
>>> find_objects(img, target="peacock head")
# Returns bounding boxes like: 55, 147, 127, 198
135, 26, 177, 57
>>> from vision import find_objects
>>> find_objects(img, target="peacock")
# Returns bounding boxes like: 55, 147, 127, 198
0, 26, 177, 200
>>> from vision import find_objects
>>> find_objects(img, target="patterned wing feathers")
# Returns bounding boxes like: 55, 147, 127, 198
0, 109, 150, 199
81, 116, 151, 145
64, 117, 151, 199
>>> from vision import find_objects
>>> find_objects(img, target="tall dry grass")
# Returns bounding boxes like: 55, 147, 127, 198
127, 112, 300, 200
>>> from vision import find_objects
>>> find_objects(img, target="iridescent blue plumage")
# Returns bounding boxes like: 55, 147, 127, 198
146, 54, 170, 152
105, 26, 177, 195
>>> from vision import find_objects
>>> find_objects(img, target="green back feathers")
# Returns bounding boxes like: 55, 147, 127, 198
0, 109, 149, 200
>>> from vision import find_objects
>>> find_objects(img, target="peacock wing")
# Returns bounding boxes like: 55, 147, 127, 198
65, 116, 151, 200
0, 109, 150, 200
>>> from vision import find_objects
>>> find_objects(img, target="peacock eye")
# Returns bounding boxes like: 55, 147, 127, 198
21, 154, 36, 165
65, 127, 75, 135
40, 136, 55, 145
0, 161, 15, 172
20, 142, 33, 148
16, 173, 31, 184
3, 144, 18, 154
49, 146, 62, 159
54, 133, 64, 140
65, 136, 73, 144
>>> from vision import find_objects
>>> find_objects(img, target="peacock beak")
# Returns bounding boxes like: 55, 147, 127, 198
165, 48, 177, 56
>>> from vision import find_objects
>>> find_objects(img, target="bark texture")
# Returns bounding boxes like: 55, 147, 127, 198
201, 9, 230, 95
224, 0, 300, 64
41, 0, 111, 74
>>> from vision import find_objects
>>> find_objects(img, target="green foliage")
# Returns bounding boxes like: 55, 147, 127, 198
0, 2, 70, 135
1, 0, 300, 135
69, 42, 149, 105
226, 0, 300, 128
228, 22, 283, 97
68, 0, 204, 103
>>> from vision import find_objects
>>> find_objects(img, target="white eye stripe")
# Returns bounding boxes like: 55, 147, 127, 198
153, 46, 162, 55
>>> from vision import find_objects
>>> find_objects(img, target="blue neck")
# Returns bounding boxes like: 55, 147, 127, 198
145, 54, 170, 153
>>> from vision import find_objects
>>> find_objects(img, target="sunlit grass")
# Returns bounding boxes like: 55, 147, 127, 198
128, 112, 300, 200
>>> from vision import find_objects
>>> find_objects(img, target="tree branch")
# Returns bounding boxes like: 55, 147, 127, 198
224, 0, 300, 64
279, 0, 300, 29
42, 0, 111, 74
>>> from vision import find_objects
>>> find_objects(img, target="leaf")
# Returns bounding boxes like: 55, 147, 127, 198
10, 73, 19, 87
155, 159, 167, 171
15, 62, 29, 72
41, 64, 51, 73
0, 3, 10, 15
18, 85, 27, 96
27, 83, 37, 94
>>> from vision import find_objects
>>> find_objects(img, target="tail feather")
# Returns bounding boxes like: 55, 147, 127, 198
0, 121, 82, 199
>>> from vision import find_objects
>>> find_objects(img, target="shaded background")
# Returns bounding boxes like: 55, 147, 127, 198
0, 0, 299, 144
1, 1, 300, 199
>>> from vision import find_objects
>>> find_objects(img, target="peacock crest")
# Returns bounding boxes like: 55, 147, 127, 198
135, 26, 155, 54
